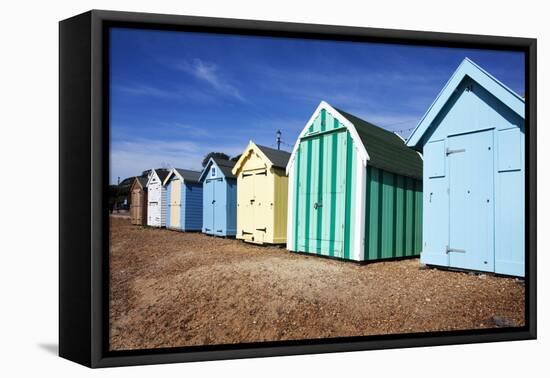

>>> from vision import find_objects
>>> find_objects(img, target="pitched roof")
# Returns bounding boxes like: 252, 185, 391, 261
175, 168, 201, 183
118, 176, 136, 187
335, 108, 423, 179
407, 58, 525, 148
137, 176, 148, 188
155, 169, 170, 183
255, 144, 291, 169
163, 168, 202, 185
199, 157, 237, 181
130, 175, 148, 190
287, 101, 422, 179
146, 168, 170, 187
232, 141, 291, 175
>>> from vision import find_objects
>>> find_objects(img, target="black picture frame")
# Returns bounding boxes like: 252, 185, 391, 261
59, 9, 537, 368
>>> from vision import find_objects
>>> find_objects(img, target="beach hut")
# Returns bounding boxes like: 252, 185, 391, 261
129, 176, 148, 226
146, 168, 169, 227
199, 157, 238, 237
232, 142, 290, 244
286, 101, 423, 262
407, 58, 525, 277
163, 168, 203, 231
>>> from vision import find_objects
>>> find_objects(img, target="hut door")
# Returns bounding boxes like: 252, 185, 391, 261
447, 130, 494, 272
252, 170, 268, 243
240, 171, 255, 241
170, 179, 182, 228
298, 130, 347, 257
212, 179, 225, 234
203, 179, 215, 233
148, 183, 160, 225
130, 188, 140, 224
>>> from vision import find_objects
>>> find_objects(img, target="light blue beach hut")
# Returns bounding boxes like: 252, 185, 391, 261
407, 58, 525, 277
163, 168, 203, 231
199, 157, 238, 237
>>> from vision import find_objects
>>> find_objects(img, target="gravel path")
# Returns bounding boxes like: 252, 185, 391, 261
109, 217, 525, 351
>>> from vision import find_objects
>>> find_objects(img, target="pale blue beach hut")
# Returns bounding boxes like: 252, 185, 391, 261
199, 157, 237, 237
407, 58, 525, 277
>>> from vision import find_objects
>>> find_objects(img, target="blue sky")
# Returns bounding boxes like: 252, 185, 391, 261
110, 28, 525, 184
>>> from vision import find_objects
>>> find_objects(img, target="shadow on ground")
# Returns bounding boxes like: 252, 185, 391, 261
38, 343, 58, 355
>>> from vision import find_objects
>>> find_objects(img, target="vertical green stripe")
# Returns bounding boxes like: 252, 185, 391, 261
316, 135, 324, 254
303, 139, 313, 252
411, 179, 416, 255
320, 109, 326, 132
293, 145, 301, 251
364, 165, 371, 258
405, 177, 414, 256
396, 175, 404, 257
381, 171, 395, 259
392, 173, 397, 258
328, 131, 338, 257
368, 167, 380, 260
343, 132, 353, 259
402, 177, 407, 255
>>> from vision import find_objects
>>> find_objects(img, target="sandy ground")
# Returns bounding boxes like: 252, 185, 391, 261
109, 217, 525, 351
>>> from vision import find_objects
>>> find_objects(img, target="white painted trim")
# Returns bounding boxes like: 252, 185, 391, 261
146, 177, 165, 228
162, 168, 185, 186
232, 140, 274, 176
353, 158, 367, 261
286, 101, 369, 176
393, 131, 406, 142
286, 161, 295, 250
407, 57, 525, 148
146, 169, 160, 187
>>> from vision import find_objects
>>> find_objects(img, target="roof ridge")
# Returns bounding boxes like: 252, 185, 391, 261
336, 108, 408, 146
256, 143, 291, 154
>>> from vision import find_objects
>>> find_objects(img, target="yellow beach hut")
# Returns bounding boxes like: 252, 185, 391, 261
232, 141, 291, 244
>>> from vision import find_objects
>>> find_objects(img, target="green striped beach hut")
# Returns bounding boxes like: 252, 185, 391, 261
286, 101, 423, 262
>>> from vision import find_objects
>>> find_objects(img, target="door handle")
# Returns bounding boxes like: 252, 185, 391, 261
313, 202, 322, 210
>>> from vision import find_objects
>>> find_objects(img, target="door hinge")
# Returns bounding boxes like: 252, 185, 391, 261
256, 227, 267, 232
446, 245, 466, 254
446, 148, 466, 156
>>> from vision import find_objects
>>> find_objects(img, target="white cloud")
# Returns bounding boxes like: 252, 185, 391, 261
176, 59, 245, 102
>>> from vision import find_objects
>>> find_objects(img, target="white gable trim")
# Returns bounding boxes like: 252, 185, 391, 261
146, 169, 160, 187
407, 58, 525, 148
231, 140, 274, 176
162, 168, 184, 186
199, 158, 215, 182
286, 101, 370, 175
